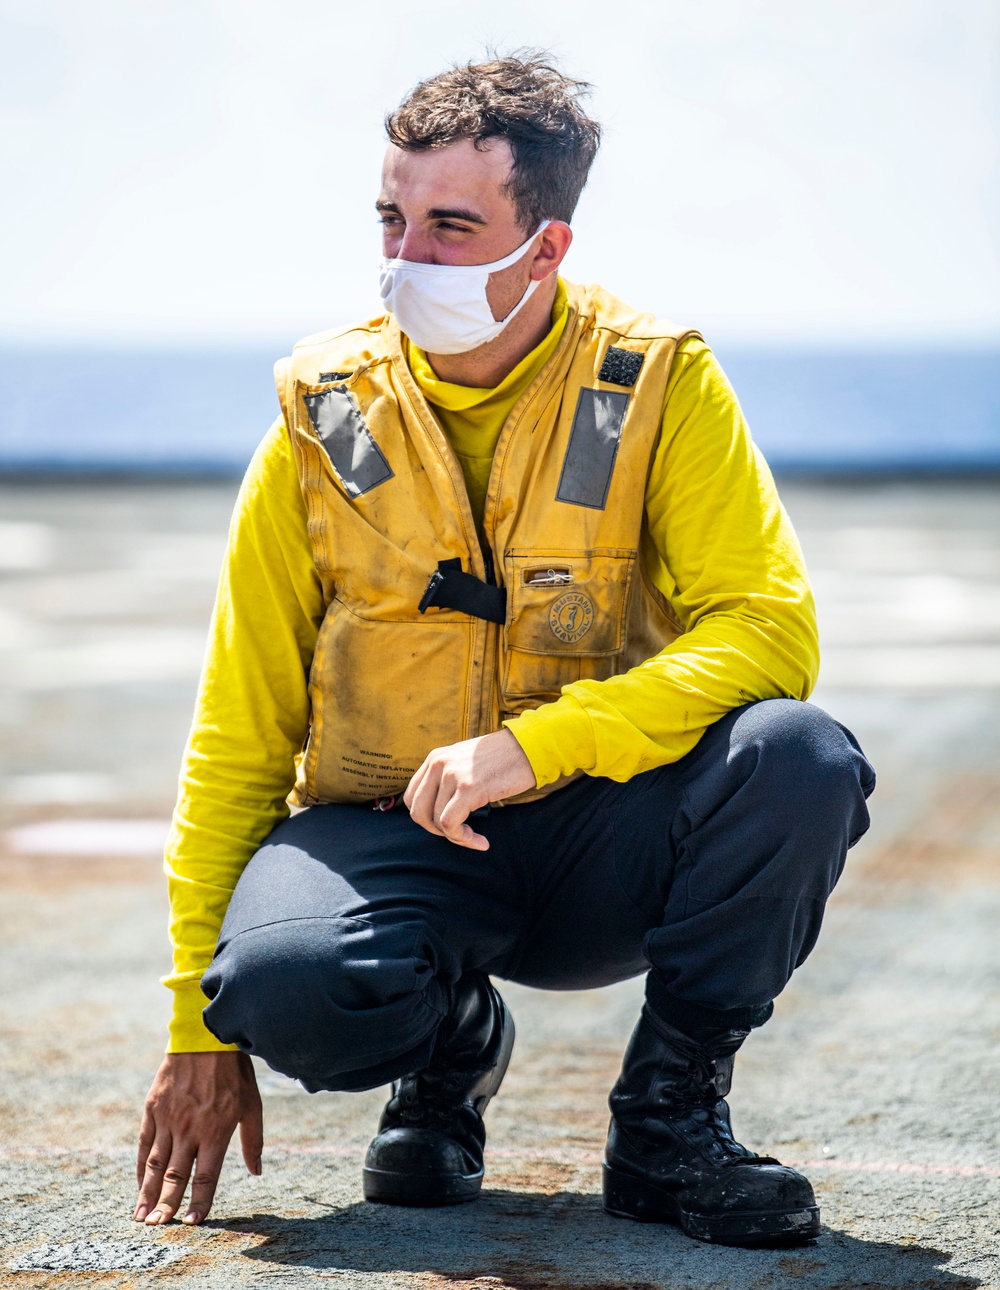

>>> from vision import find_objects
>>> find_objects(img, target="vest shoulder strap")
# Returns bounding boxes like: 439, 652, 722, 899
274, 316, 391, 426
564, 279, 702, 348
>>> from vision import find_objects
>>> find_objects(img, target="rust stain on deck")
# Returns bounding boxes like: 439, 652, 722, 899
851, 774, 1000, 890
412, 1272, 658, 1290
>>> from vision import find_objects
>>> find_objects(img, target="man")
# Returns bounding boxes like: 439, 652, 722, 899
135, 55, 874, 1247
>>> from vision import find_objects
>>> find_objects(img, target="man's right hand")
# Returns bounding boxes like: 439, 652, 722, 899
134, 1050, 263, 1226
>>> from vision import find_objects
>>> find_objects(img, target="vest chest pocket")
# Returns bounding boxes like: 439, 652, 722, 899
500, 548, 636, 701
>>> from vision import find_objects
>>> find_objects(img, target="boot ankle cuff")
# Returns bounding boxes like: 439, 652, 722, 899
644, 977, 773, 1042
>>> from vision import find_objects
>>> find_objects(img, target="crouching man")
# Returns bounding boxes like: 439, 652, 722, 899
135, 54, 875, 1247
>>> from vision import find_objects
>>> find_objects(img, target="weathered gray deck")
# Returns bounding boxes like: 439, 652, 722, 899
2, 478, 998, 1288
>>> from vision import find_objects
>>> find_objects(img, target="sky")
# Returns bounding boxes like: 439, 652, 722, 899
1, 0, 997, 347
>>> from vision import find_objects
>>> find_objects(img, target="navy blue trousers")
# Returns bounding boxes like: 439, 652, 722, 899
201, 700, 874, 1092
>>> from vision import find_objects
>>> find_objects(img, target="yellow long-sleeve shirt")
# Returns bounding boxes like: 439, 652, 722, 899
163, 304, 819, 1052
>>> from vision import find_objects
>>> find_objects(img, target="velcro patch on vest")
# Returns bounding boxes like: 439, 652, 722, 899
303, 388, 394, 498
597, 346, 644, 387
318, 371, 352, 383
555, 388, 630, 510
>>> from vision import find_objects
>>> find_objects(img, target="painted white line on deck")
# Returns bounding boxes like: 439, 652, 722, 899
0, 521, 55, 571
819, 645, 1000, 688
5, 629, 207, 689
2, 818, 170, 855
1, 773, 118, 805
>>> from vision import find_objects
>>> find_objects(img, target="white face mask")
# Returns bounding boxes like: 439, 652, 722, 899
379, 221, 551, 355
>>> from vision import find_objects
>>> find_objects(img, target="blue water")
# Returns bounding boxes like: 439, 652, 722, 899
0, 345, 997, 473
718, 347, 1000, 471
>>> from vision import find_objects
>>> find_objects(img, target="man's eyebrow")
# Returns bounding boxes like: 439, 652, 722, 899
375, 199, 487, 226
426, 207, 487, 225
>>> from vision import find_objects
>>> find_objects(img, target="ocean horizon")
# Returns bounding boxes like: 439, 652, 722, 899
0, 344, 997, 475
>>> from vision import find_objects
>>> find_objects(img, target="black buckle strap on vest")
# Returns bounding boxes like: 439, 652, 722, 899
418, 558, 507, 624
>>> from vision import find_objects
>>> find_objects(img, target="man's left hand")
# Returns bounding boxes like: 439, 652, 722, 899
404, 729, 536, 850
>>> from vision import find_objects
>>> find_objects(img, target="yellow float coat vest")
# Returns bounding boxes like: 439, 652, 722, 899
275, 280, 700, 806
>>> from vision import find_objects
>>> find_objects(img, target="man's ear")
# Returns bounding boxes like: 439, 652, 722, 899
530, 221, 573, 280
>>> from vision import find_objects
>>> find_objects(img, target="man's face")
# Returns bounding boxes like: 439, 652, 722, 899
377, 137, 530, 268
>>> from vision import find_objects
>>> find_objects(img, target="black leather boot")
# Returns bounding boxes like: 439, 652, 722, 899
603, 1005, 820, 1246
363, 973, 514, 1206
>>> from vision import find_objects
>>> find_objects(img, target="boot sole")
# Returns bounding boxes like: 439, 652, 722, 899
363, 1165, 483, 1206
362, 995, 516, 1208
603, 1163, 821, 1247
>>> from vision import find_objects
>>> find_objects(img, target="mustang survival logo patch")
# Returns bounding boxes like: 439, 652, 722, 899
548, 591, 595, 644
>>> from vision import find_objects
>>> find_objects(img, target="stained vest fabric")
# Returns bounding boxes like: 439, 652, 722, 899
274, 280, 701, 806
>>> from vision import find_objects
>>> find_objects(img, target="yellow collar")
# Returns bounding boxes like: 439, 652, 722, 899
405, 279, 570, 412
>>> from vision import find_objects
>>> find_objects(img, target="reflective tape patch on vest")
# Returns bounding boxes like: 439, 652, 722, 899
555, 388, 630, 510
303, 388, 394, 498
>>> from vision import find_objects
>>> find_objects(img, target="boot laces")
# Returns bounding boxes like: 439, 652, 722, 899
661, 1055, 775, 1167
662, 1052, 725, 1105
675, 1102, 755, 1164
395, 1067, 469, 1127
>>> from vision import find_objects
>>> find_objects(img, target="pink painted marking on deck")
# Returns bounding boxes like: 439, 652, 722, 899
786, 1158, 1000, 1178
2, 1145, 998, 1178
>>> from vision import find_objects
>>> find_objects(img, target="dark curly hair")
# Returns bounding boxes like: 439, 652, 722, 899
385, 52, 602, 230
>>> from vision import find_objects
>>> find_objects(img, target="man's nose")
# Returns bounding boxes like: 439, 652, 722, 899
393, 227, 436, 265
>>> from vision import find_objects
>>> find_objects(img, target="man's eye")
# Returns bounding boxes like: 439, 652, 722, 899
379, 216, 403, 227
